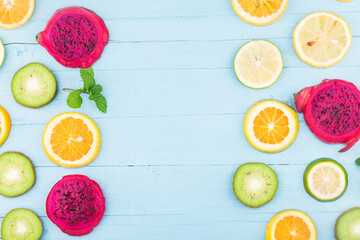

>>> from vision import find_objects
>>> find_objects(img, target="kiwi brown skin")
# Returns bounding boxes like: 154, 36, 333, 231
232, 162, 278, 208
335, 207, 360, 240
0, 151, 36, 198
11, 62, 58, 109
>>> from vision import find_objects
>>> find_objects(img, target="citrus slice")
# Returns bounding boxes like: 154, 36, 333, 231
243, 100, 299, 153
293, 12, 352, 68
266, 209, 317, 240
0, 106, 11, 148
0, 40, 4, 67
231, 0, 289, 26
304, 158, 347, 202
234, 40, 283, 89
0, 0, 34, 29
42, 112, 101, 168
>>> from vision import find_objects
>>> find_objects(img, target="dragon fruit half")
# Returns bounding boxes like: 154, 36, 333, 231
46, 175, 106, 236
36, 7, 109, 68
294, 79, 360, 152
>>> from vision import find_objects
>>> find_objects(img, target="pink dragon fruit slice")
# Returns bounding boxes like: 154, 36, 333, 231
294, 79, 360, 152
36, 7, 109, 68
46, 175, 106, 236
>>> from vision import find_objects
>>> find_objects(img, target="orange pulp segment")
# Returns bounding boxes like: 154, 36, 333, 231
237, 0, 283, 18
50, 117, 94, 161
275, 216, 311, 239
253, 107, 290, 144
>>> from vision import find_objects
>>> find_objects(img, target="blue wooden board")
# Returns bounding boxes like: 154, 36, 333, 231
0, 0, 360, 239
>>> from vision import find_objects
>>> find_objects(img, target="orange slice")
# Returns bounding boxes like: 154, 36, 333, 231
266, 210, 317, 240
42, 112, 101, 168
231, 0, 289, 26
0, 106, 11, 147
0, 0, 34, 29
243, 100, 299, 153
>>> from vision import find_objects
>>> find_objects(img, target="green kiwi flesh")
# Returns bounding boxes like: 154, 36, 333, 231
0, 152, 35, 197
233, 162, 278, 208
336, 207, 360, 240
1, 208, 43, 240
11, 63, 57, 108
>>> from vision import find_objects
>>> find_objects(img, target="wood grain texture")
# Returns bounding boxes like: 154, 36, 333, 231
0, 0, 359, 239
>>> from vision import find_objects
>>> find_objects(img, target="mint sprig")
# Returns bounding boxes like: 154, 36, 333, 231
65, 67, 107, 113
355, 157, 360, 166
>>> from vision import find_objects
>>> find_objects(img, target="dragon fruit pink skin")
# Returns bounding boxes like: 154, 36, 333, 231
36, 7, 109, 68
294, 79, 360, 152
46, 175, 106, 236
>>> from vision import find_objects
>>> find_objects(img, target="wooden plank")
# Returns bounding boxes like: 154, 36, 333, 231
1, 12, 360, 44
0, 165, 357, 239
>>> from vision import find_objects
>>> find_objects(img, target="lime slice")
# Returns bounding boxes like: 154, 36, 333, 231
234, 40, 283, 89
243, 100, 299, 153
304, 158, 348, 201
293, 12, 352, 68
0, 40, 4, 67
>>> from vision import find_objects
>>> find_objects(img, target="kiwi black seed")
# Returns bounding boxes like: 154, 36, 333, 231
1, 208, 43, 240
335, 207, 360, 240
0, 152, 36, 198
11, 63, 57, 108
232, 162, 278, 208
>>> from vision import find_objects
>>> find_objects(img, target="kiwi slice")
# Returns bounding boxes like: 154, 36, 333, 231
335, 207, 360, 240
0, 152, 36, 197
11, 63, 57, 108
233, 162, 278, 208
1, 208, 43, 240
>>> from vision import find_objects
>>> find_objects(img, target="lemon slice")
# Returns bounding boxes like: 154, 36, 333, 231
0, 40, 4, 67
304, 158, 348, 202
243, 100, 299, 153
0, 0, 35, 29
231, 0, 289, 26
234, 40, 283, 89
293, 12, 352, 68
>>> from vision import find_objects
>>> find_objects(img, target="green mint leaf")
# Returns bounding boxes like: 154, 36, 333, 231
67, 89, 83, 108
355, 157, 360, 166
89, 92, 95, 101
88, 67, 94, 78
94, 93, 107, 113
92, 84, 103, 94
80, 67, 95, 92
65, 68, 107, 113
